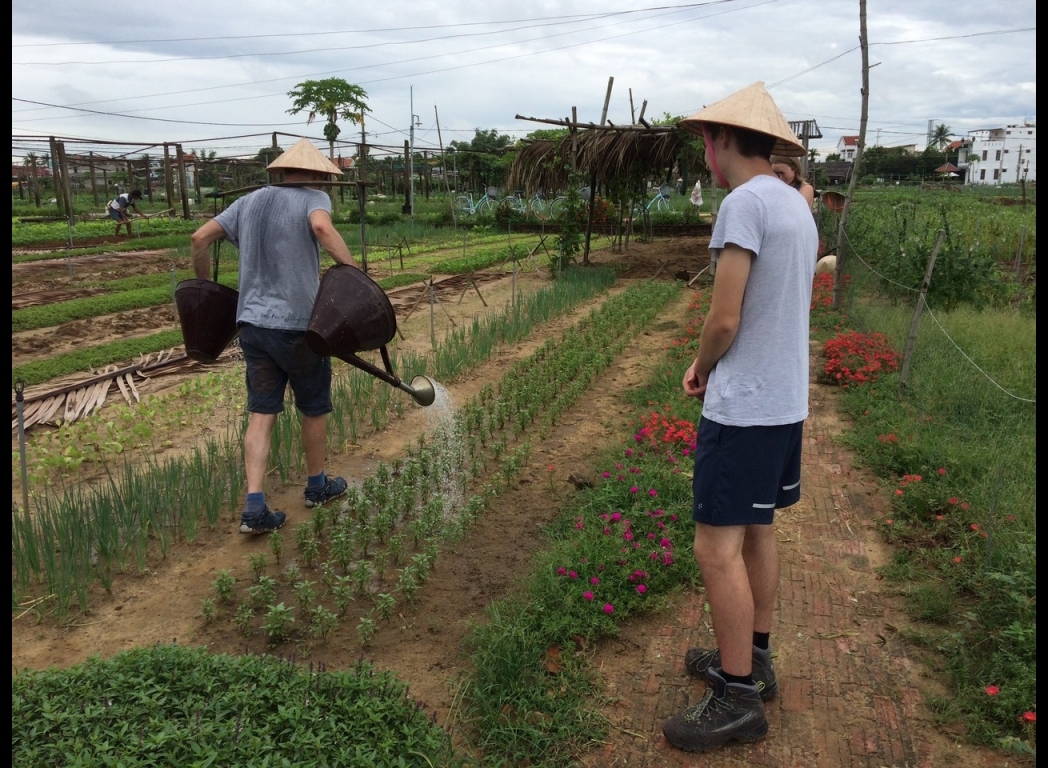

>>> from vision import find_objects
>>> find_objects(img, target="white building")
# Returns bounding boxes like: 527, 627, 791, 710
966, 123, 1036, 185
836, 135, 858, 161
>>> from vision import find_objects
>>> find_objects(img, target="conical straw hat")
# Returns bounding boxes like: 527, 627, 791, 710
267, 138, 343, 176
679, 82, 805, 157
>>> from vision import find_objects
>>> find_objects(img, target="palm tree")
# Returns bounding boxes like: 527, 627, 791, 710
931, 123, 953, 152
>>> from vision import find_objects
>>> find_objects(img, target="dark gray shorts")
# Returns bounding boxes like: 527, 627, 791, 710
692, 416, 804, 526
237, 323, 332, 416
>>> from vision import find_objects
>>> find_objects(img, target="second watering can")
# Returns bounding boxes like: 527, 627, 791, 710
305, 265, 436, 407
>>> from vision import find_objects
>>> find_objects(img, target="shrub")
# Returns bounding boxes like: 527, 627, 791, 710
822, 330, 901, 387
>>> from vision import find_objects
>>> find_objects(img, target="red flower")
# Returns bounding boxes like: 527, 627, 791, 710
953, 556, 963, 563
985, 685, 1000, 696
885, 519, 894, 525
938, 467, 947, 476
1022, 711, 1036, 723
970, 523, 980, 532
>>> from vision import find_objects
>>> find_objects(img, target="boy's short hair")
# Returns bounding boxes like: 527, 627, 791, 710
705, 124, 776, 160
130, 189, 143, 199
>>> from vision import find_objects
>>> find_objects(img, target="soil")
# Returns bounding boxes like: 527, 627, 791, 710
10, 235, 1004, 767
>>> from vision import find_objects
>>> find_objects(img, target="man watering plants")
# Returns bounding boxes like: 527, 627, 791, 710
190, 138, 358, 535
663, 82, 817, 753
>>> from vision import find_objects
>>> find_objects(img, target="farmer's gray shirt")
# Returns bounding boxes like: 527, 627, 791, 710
214, 186, 332, 331
703, 174, 817, 427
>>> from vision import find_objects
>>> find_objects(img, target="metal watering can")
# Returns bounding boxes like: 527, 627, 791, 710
304, 265, 436, 407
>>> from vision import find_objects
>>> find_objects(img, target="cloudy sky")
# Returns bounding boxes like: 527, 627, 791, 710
11, 0, 1037, 165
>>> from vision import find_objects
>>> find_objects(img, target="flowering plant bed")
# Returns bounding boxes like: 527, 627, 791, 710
821, 330, 901, 387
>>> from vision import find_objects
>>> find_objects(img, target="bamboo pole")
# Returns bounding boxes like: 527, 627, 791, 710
435, 105, 457, 229
88, 152, 99, 207
833, 0, 870, 311
175, 144, 191, 219
584, 77, 615, 265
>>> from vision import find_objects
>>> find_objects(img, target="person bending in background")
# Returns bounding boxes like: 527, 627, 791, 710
189, 139, 358, 535
108, 189, 144, 237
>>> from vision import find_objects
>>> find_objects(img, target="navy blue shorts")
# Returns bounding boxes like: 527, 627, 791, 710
692, 416, 804, 526
237, 324, 332, 417
108, 207, 128, 221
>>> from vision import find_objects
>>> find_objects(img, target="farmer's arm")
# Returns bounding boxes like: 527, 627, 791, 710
683, 244, 752, 398
190, 219, 228, 280
309, 209, 357, 268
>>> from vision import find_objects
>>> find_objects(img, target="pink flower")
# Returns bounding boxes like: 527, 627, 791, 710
935, 515, 945, 521
602, 527, 611, 536
938, 467, 947, 476
636, 584, 647, 594
583, 591, 594, 601
647, 532, 656, 540
970, 523, 980, 532
948, 497, 959, 505
556, 567, 567, 576
615, 462, 624, 470
629, 486, 639, 493
568, 571, 578, 579
648, 489, 658, 497
603, 603, 615, 614
960, 502, 971, 511
616, 475, 625, 482
602, 471, 611, 479
953, 556, 963, 563
885, 519, 894, 525
660, 537, 672, 548
625, 449, 633, 458
590, 577, 599, 585
610, 512, 621, 522
670, 514, 678, 522
895, 489, 904, 497
985, 685, 1000, 696
661, 553, 674, 566
623, 531, 634, 542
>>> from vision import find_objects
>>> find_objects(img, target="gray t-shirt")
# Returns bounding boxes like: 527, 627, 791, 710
703, 174, 818, 427
214, 186, 332, 330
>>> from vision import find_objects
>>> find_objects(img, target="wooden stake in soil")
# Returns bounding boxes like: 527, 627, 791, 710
898, 229, 945, 397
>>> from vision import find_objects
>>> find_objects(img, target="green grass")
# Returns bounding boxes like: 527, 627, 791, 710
822, 293, 1036, 751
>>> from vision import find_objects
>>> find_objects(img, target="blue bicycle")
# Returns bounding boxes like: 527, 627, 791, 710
455, 187, 499, 216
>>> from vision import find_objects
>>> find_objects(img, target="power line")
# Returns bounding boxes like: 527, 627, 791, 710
11, 98, 306, 127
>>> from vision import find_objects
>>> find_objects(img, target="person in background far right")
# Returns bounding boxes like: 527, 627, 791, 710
771, 154, 815, 209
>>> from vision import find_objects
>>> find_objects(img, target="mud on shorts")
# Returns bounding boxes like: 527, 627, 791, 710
692, 416, 804, 526
237, 323, 332, 417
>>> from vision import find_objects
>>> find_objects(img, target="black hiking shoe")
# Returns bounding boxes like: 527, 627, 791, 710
304, 476, 348, 508
239, 506, 287, 535
684, 644, 778, 701
662, 667, 769, 753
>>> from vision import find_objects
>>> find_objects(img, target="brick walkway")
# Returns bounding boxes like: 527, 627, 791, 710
581, 365, 1003, 767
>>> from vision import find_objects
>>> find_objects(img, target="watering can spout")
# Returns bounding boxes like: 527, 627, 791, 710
400, 375, 437, 407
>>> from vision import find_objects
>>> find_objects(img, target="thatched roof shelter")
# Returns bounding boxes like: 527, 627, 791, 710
506, 126, 702, 195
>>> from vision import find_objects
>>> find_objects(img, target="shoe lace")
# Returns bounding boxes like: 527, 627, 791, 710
682, 689, 718, 723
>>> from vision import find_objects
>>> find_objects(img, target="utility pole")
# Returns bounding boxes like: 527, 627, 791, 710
409, 85, 419, 223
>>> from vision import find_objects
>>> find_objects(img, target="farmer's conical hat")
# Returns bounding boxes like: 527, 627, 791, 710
679, 82, 805, 157
266, 138, 343, 176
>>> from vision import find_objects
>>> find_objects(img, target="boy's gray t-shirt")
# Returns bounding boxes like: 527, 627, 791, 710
703, 174, 817, 427
214, 186, 332, 331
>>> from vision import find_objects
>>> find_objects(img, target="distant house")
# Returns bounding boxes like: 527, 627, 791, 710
837, 135, 859, 162
966, 123, 1036, 185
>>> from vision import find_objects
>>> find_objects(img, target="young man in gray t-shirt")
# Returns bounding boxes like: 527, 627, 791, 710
662, 82, 817, 754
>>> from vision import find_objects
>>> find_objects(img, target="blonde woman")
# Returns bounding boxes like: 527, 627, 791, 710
771, 155, 815, 208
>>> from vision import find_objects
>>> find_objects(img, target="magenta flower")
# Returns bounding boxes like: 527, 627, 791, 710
602, 527, 611, 535
660, 537, 672, 548
625, 449, 633, 458
603, 603, 615, 614
602, 471, 611, 479
637, 584, 647, 594
556, 567, 567, 576
583, 591, 594, 601
610, 512, 621, 522
629, 486, 639, 493
648, 489, 658, 498
615, 462, 624, 470
623, 531, 634, 542
590, 576, 599, 585
616, 475, 626, 482
670, 514, 679, 522
648, 532, 656, 540
568, 571, 578, 579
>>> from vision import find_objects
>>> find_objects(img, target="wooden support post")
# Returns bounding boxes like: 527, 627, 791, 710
175, 144, 191, 220
163, 144, 176, 214
88, 152, 99, 207
898, 229, 945, 397
584, 77, 614, 266
49, 137, 66, 216
55, 141, 75, 224
435, 105, 457, 229
193, 161, 201, 205
403, 140, 411, 211
358, 121, 369, 274
268, 132, 280, 184
143, 153, 153, 203
30, 155, 41, 208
